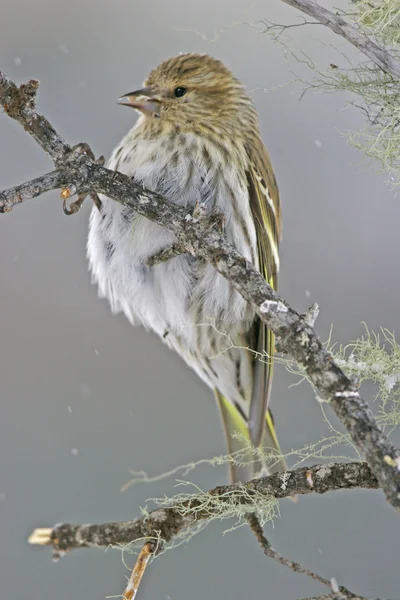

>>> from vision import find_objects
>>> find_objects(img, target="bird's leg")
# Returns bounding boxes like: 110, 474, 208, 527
192, 199, 208, 220
193, 200, 225, 233
207, 209, 225, 234
61, 143, 105, 215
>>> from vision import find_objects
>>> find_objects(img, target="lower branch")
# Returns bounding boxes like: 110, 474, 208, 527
28, 462, 379, 600
28, 462, 378, 553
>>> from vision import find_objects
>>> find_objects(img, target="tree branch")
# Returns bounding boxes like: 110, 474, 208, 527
29, 462, 379, 599
28, 462, 378, 553
0, 71, 399, 509
0, 73, 70, 161
0, 170, 63, 212
280, 0, 400, 79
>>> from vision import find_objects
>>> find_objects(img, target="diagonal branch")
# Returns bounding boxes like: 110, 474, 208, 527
280, 0, 400, 79
0, 71, 399, 509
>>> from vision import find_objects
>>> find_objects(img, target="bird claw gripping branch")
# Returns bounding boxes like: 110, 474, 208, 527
193, 200, 225, 234
61, 143, 105, 215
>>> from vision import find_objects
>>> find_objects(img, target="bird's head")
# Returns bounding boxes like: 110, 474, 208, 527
118, 53, 256, 136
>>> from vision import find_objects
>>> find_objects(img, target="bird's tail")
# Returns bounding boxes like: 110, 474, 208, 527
214, 390, 287, 484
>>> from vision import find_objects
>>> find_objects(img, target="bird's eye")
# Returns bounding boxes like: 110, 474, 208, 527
174, 87, 187, 98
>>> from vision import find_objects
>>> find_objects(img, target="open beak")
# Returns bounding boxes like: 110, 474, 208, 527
117, 86, 161, 117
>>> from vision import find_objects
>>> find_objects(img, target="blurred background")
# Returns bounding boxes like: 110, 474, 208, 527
1, 1, 399, 598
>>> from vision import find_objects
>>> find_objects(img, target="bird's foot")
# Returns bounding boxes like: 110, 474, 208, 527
61, 143, 105, 215
192, 201, 224, 233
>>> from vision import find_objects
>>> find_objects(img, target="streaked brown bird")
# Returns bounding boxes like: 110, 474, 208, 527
87, 53, 285, 481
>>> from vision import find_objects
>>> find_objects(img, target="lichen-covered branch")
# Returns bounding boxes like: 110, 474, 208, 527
0, 170, 63, 212
0, 70, 399, 510
0, 73, 70, 161
28, 462, 378, 599
280, 0, 400, 80
28, 462, 378, 553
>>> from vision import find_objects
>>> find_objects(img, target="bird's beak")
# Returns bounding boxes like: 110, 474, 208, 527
117, 87, 161, 117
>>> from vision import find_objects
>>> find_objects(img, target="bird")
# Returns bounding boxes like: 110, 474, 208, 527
87, 53, 285, 482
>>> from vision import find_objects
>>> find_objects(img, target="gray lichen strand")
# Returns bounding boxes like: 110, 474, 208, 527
0, 70, 400, 509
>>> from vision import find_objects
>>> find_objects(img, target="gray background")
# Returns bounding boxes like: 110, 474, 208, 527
1, 0, 399, 598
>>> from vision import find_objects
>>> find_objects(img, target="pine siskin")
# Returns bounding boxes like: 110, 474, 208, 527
87, 53, 285, 481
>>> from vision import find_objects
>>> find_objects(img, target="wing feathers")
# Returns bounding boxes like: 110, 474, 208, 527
245, 139, 282, 452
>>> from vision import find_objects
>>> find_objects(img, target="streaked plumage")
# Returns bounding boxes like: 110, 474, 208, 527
87, 53, 285, 481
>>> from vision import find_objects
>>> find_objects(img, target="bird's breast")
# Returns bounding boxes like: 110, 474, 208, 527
87, 128, 257, 344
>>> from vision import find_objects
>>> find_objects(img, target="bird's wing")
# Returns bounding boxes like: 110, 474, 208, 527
245, 139, 282, 452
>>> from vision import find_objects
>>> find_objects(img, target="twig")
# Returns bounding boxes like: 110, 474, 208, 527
247, 516, 374, 600
0, 74, 70, 160
27, 462, 379, 553
0, 171, 63, 212
304, 302, 319, 327
123, 543, 154, 600
147, 243, 186, 267
246, 514, 331, 586
0, 71, 399, 509
280, 0, 400, 79
262, 16, 323, 39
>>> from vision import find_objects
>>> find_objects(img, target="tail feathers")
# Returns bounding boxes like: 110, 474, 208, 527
214, 390, 286, 484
